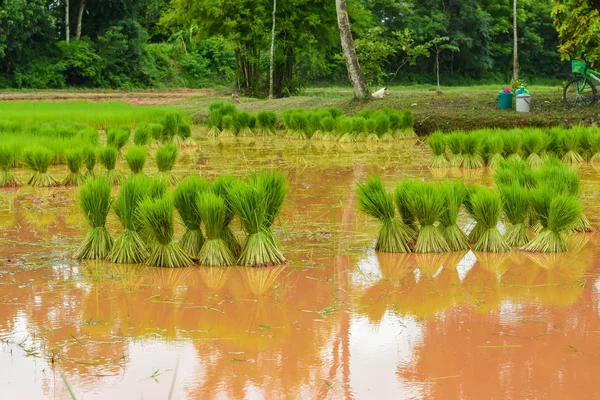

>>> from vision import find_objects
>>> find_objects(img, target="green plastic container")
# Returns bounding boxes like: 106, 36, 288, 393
497, 91, 513, 109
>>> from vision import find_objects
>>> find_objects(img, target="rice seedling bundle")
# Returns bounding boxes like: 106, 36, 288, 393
74, 177, 113, 260
502, 132, 523, 161
365, 119, 378, 141
575, 127, 593, 161
124, 145, 147, 175
162, 112, 185, 143
590, 132, 600, 163
403, 181, 450, 253
460, 134, 484, 168
356, 177, 413, 253
97, 146, 122, 185
229, 170, 288, 267
374, 114, 393, 141
257, 111, 277, 136
133, 125, 150, 146
338, 117, 355, 142
106, 127, 131, 151
463, 185, 484, 242
498, 184, 530, 247
428, 133, 449, 168
399, 109, 416, 138
521, 186, 582, 252
290, 112, 308, 139
138, 196, 193, 267
196, 192, 237, 266
439, 181, 469, 251
83, 146, 97, 178
173, 176, 209, 257
147, 123, 165, 145
320, 116, 337, 141
63, 148, 86, 186
0, 120, 20, 134
108, 176, 151, 264
156, 143, 178, 184
352, 117, 367, 141
0, 144, 20, 187
467, 188, 510, 252
559, 130, 584, 164
483, 134, 505, 169
493, 159, 536, 189
22, 146, 58, 187
212, 175, 242, 257
446, 133, 464, 167
236, 112, 254, 136
327, 107, 344, 119
387, 111, 402, 139
394, 180, 419, 233
520, 132, 545, 167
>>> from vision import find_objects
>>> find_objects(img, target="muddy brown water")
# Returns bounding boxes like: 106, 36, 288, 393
1, 138, 600, 399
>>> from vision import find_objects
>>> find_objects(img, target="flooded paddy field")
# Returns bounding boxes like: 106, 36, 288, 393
1, 138, 600, 399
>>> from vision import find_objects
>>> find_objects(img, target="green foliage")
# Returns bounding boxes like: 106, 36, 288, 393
553, 0, 600, 61
74, 177, 113, 260
173, 176, 209, 256
124, 146, 147, 174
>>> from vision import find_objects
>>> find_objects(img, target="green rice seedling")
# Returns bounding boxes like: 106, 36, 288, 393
236, 112, 254, 136
590, 132, 600, 163
356, 109, 373, 120
108, 176, 150, 264
494, 159, 536, 189
74, 177, 113, 260
559, 130, 584, 164
82, 146, 97, 178
212, 175, 242, 257
133, 125, 151, 146
173, 176, 209, 257
356, 177, 413, 253
463, 185, 484, 242
138, 196, 193, 267
522, 187, 582, 252
404, 181, 450, 253
326, 107, 344, 119
106, 127, 131, 151
468, 188, 510, 252
229, 170, 288, 267
499, 184, 531, 247
197, 192, 237, 266
97, 146, 123, 185
460, 134, 484, 168
522, 131, 546, 167
320, 116, 337, 141
502, 132, 522, 161
394, 180, 419, 234
257, 111, 277, 135
484, 134, 505, 169
62, 148, 86, 186
446, 133, 464, 167
176, 122, 193, 146
365, 119, 378, 141
290, 112, 308, 139
0, 144, 20, 187
0, 120, 20, 134
398, 109, 416, 138
22, 146, 58, 187
352, 117, 367, 141
162, 112, 184, 143
387, 110, 402, 138
575, 127, 593, 160
439, 181, 469, 251
428, 133, 449, 168
374, 113, 393, 141
124, 146, 147, 175
147, 123, 164, 146
156, 144, 178, 185
220, 114, 236, 137
338, 117, 355, 142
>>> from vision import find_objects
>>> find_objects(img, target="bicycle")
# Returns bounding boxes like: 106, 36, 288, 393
563, 58, 599, 107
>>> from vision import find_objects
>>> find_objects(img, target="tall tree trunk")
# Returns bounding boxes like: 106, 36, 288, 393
335, 0, 369, 99
269, 0, 276, 100
436, 51, 440, 89
65, 0, 70, 43
513, 0, 518, 82
76, 0, 85, 40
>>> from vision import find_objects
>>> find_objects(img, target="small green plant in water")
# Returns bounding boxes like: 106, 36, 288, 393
0, 144, 20, 187
124, 145, 147, 175
197, 192, 236, 266
22, 146, 58, 187
97, 146, 122, 185
499, 184, 531, 247
439, 181, 469, 251
468, 188, 511, 252
173, 176, 209, 257
63, 148, 86, 186
74, 177, 113, 259
428, 133, 449, 168
156, 144, 178, 184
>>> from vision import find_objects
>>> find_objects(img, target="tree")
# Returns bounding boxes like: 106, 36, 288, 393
335, 0, 369, 99
552, 0, 600, 61
428, 37, 459, 89
65, 0, 70, 43
76, 0, 86, 40
513, 0, 518, 81
269, 0, 276, 99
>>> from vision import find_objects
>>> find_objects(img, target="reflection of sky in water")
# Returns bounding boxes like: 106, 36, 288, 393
353, 248, 383, 288
456, 250, 477, 281
350, 312, 425, 400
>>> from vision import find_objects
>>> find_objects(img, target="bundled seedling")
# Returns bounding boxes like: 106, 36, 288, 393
356, 177, 413, 253
446, 133, 464, 167
220, 115, 236, 137
197, 192, 237, 266
108, 176, 150, 264
256, 111, 277, 135
494, 159, 536, 189
62, 148, 86, 186
212, 175, 242, 257
394, 180, 418, 234
0, 144, 20, 187
97, 146, 123, 185
559, 131, 584, 164
468, 188, 510, 252
403, 181, 450, 253
207, 102, 238, 137
399, 109, 416, 138
503, 132, 523, 161
439, 181, 469, 251
320, 116, 337, 141
229, 170, 288, 266
522, 131, 546, 167
22, 146, 58, 187
484, 135, 505, 169
460, 135, 484, 168
590, 133, 600, 163
124, 145, 147, 175
499, 184, 531, 247
133, 125, 151, 146
374, 113, 393, 141
173, 176, 209, 257
428, 133, 449, 168
147, 123, 165, 146
156, 144, 178, 184
522, 186, 582, 252
83, 146, 97, 178
138, 196, 193, 267
106, 127, 130, 151
338, 117, 355, 142
74, 177, 113, 259
463, 185, 484, 242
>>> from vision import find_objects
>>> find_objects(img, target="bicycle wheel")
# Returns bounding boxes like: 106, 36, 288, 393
563, 76, 597, 107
